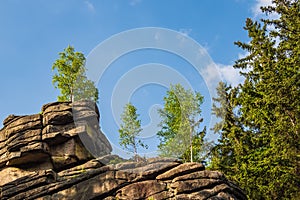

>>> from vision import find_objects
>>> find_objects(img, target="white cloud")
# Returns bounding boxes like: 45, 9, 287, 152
85, 1, 95, 13
129, 0, 142, 6
250, 0, 281, 48
251, 0, 278, 18
238, 50, 250, 60
216, 64, 244, 87
252, 0, 271, 16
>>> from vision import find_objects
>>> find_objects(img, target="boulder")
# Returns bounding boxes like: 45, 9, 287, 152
0, 101, 112, 171
0, 114, 46, 168
4, 114, 42, 139
0, 158, 247, 200
0, 101, 247, 200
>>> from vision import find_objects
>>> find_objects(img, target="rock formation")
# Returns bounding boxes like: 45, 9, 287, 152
0, 101, 247, 200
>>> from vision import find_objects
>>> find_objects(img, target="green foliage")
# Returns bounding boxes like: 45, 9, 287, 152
157, 84, 208, 162
52, 45, 99, 102
211, 82, 242, 174
108, 157, 127, 165
181, 127, 214, 163
211, 1, 300, 199
119, 103, 148, 161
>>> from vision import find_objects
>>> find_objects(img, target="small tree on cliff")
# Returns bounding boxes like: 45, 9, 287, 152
119, 103, 147, 161
157, 84, 205, 162
52, 45, 99, 102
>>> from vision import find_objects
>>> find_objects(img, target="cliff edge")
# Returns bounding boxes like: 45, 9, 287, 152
0, 101, 247, 200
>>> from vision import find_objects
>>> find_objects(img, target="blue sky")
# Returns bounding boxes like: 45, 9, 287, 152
0, 0, 271, 157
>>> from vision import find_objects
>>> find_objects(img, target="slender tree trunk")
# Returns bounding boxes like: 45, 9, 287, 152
70, 87, 74, 102
190, 140, 193, 162
190, 126, 193, 163
134, 138, 138, 162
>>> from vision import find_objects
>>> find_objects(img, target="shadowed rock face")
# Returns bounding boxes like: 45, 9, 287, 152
0, 101, 112, 173
0, 102, 247, 200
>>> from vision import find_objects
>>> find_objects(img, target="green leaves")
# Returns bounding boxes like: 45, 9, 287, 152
157, 84, 207, 162
52, 45, 99, 102
211, 1, 300, 199
118, 103, 147, 161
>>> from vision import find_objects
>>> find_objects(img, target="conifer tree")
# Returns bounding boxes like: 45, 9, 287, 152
211, 1, 300, 199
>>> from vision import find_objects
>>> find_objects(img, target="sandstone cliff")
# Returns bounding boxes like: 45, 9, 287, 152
0, 101, 247, 200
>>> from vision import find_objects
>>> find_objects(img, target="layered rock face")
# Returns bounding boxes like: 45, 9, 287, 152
0, 101, 111, 172
0, 102, 247, 200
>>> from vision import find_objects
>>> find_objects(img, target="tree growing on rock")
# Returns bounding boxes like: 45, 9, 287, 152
119, 103, 148, 161
157, 84, 207, 162
52, 45, 99, 102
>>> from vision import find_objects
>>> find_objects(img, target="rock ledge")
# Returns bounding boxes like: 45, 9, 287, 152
0, 102, 247, 200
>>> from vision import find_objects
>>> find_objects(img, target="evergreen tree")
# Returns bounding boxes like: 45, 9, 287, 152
211, 82, 241, 175
157, 84, 206, 162
52, 45, 99, 102
211, 1, 300, 199
119, 103, 147, 161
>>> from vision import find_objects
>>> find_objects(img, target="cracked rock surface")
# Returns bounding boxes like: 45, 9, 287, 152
0, 101, 247, 200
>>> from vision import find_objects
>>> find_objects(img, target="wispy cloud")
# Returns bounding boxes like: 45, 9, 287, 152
251, 0, 280, 46
238, 50, 250, 60
129, 0, 142, 6
216, 64, 244, 87
251, 0, 275, 17
85, 1, 95, 13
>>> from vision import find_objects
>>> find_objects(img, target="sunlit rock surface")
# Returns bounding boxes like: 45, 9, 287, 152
0, 101, 246, 200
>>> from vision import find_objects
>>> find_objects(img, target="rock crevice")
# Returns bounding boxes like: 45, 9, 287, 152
0, 101, 247, 200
